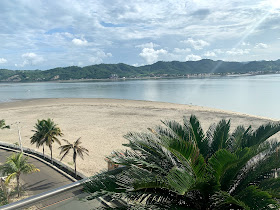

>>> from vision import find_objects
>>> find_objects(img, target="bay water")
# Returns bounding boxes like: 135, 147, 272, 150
0, 74, 279, 119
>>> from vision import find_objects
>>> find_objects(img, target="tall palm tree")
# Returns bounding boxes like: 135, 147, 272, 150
30, 119, 63, 163
30, 120, 46, 157
0, 153, 39, 197
59, 137, 89, 177
85, 115, 280, 209
0, 119, 10, 129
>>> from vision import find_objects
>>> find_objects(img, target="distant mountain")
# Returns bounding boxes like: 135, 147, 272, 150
1, 59, 280, 82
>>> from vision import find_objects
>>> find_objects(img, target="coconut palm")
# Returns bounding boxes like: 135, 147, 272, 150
0, 153, 39, 197
84, 115, 280, 209
59, 137, 89, 177
30, 119, 63, 163
30, 120, 46, 157
0, 120, 10, 129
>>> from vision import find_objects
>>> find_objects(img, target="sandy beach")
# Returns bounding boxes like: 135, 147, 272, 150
0, 98, 278, 177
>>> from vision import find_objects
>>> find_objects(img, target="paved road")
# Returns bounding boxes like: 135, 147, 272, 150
0, 149, 73, 196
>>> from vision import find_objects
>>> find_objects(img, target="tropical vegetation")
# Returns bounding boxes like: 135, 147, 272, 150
30, 119, 63, 163
1, 59, 280, 82
84, 115, 280, 209
0, 153, 39, 197
59, 137, 89, 177
0, 120, 9, 129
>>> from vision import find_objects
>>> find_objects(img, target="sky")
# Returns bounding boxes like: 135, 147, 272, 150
0, 0, 280, 70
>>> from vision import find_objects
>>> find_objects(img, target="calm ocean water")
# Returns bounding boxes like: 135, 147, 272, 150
1, 74, 280, 119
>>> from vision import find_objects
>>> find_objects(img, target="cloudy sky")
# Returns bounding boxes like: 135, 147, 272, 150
0, 0, 280, 70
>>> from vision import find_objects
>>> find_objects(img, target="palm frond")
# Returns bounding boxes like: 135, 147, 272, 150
166, 167, 195, 195
242, 122, 280, 148
5, 172, 17, 184
160, 120, 189, 142
207, 149, 238, 182
76, 146, 89, 159
59, 147, 71, 161
208, 119, 231, 158
74, 137, 82, 146
236, 185, 279, 209
158, 135, 206, 179
84, 115, 280, 209
209, 191, 249, 210
184, 115, 209, 158
234, 145, 280, 194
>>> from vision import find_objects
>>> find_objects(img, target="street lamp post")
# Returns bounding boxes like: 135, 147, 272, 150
16, 122, 23, 153
11, 122, 23, 153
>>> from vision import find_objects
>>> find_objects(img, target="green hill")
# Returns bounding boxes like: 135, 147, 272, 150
1, 59, 280, 82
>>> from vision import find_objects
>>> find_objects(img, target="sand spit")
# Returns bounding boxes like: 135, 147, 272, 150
0, 98, 278, 176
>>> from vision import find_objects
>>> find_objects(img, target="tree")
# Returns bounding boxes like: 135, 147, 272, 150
30, 119, 63, 163
30, 120, 46, 158
0, 120, 10, 129
0, 153, 39, 197
59, 137, 89, 177
84, 115, 280, 209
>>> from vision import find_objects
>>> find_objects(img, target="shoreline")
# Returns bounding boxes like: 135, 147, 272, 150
0, 98, 279, 176
1, 72, 279, 84
0, 98, 278, 121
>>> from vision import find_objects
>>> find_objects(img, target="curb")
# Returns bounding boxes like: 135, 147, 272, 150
0, 141, 87, 181
0, 146, 77, 182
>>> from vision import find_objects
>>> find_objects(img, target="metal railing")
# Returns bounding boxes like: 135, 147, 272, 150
0, 141, 87, 180
1, 178, 89, 209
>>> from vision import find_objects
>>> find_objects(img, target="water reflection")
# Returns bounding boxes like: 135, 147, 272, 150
0, 74, 279, 119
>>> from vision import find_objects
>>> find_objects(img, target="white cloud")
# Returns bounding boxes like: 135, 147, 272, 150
213, 49, 224, 54
132, 63, 145, 67
186, 54, 202, 61
241, 41, 250, 46
72, 38, 88, 46
136, 42, 159, 49
15, 53, 44, 67
0, 58, 7, 64
173, 48, 191, 54
226, 48, 250, 55
181, 38, 210, 50
139, 47, 167, 64
89, 50, 112, 64
0, 1, 279, 69
255, 43, 269, 49
204, 51, 217, 57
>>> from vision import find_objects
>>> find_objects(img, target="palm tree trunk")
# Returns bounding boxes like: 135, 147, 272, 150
74, 151, 77, 177
16, 175, 20, 198
50, 145, 53, 164
74, 160, 77, 178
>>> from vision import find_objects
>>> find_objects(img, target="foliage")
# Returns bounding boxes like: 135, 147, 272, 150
0, 120, 10, 129
0, 153, 39, 197
84, 115, 280, 209
30, 119, 63, 163
1, 59, 280, 82
59, 137, 89, 177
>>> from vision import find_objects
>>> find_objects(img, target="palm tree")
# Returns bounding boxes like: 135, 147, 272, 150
0, 153, 39, 197
84, 115, 280, 209
0, 120, 10, 129
30, 119, 63, 163
59, 137, 89, 177
31, 120, 46, 158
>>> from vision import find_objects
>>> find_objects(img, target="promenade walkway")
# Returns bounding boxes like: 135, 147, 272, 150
0, 149, 73, 197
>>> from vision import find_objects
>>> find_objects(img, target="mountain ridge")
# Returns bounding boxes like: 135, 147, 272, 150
1, 59, 280, 82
